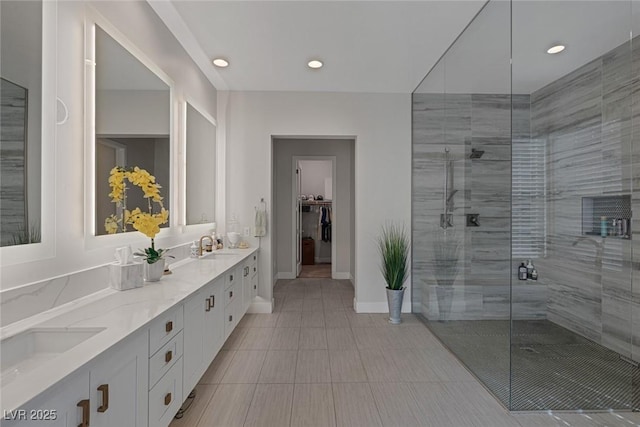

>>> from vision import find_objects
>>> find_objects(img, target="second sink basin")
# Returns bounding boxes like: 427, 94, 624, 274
1, 327, 106, 385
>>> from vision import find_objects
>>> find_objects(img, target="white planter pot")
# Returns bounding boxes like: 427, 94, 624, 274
144, 260, 165, 282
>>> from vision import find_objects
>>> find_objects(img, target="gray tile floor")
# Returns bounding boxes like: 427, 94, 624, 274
170, 278, 640, 427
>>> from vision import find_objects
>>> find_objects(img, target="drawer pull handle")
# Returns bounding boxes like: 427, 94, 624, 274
230, 290, 233, 298
77, 399, 90, 427
97, 384, 109, 413
165, 350, 173, 363
254, 285, 257, 290
253, 255, 256, 260
165, 321, 173, 333
253, 267, 256, 272
164, 393, 172, 406
229, 315, 233, 322
206, 297, 211, 312
230, 274, 234, 281
210, 295, 215, 307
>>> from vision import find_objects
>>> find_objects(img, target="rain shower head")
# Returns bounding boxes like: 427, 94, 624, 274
470, 148, 485, 159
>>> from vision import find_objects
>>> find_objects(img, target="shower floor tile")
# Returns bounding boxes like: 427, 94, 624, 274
424, 318, 640, 411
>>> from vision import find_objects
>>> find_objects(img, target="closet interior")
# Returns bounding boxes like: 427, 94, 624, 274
297, 159, 333, 278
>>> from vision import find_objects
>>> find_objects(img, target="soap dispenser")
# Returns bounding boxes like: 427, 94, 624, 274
190, 241, 199, 258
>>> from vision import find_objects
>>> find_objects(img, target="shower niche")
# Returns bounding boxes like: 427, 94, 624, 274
582, 195, 631, 239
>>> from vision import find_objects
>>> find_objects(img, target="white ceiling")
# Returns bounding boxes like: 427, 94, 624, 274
168, 0, 486, 93
156, 0, 639, 95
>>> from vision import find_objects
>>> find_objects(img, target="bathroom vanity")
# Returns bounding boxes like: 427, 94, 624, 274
0, 249, 259, 427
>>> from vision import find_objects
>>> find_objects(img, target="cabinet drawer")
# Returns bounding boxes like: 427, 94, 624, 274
224, 297, 241, 338
149, 305, 183, 356
149, 331, 183, 389
225, 282, 239, 306
224, 269, 238, 290
149, 357, 183, 427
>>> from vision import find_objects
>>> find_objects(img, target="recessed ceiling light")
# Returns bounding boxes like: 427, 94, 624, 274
546, 45, 565, 54
307, 60, 323, 69
212, 58, 229, 68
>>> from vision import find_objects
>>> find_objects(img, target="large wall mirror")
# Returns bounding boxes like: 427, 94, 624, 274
1, 0, 55, 266
1, 1, 42, 247
86, 17, 173, 241
185, 102, 216, 226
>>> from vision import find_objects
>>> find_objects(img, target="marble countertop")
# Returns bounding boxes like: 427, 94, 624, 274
0, 248, 258, 414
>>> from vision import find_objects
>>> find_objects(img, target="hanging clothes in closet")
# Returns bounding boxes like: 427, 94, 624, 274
319, 206, 331, 242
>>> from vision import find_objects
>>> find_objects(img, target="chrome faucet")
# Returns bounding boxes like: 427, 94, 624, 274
198, 235, 214, 256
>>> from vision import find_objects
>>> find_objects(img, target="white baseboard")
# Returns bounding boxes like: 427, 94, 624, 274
354, 300, 411, 314
276, 272, 296, 280
333, 272, 351, 280
248, 298, 273, 313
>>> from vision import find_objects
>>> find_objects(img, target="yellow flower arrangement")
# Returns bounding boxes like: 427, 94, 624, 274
105, 166, 171, 264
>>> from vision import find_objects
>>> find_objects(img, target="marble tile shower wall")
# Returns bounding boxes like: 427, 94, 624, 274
532, 37, 640, 360
0, 243, 192, 326
412, 93, 545, 321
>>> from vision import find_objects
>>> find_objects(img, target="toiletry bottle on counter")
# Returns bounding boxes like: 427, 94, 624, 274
531, 269, 538, 280
526, 260, 534, 278
190, 241, 199, 258
601, 216, 608, 237
518, 262, 528, 280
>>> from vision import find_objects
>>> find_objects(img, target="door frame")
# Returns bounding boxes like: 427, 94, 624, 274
292, 155, 337, 278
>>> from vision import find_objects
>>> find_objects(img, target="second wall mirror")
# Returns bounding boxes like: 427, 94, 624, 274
90, 23, 172, 237
185, 102, 216, 226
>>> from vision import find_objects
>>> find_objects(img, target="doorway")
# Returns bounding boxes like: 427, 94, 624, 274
271, 137, 355, 283
295, 157, 334, 278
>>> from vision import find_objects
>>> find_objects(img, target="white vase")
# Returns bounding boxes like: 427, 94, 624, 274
144, 260, 165, 282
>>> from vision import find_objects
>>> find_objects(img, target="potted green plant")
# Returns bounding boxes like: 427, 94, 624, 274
105, 166, 172, 282
377, 223, 410, 324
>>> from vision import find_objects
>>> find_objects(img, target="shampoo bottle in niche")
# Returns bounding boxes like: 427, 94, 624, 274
526, 259, 534, 278
601, 216, 608, 237
518, 262, 528, 280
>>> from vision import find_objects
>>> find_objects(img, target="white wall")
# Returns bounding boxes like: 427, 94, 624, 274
223, 91, 411, 312
299, 160, 332, 198
1, 0, 218, 289
96, 90, 170, 135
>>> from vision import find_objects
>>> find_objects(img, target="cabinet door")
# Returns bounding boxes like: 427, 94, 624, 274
251, 270, 258, 299
242, 262, 252, 312
1, 371, 89, 427
90, 332, 148, 427
183, 287, 206, 396
203, 278, 225, 366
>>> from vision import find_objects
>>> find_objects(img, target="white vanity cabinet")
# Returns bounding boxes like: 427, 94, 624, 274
250, 253, 259, 300
1, 371, 88, 427
2, 250, 260, 427
90, 332, 149, 427
2, 330, 148, 427
224, 266, 242, 338
182, 277, 224, 397
147, 305, 184, 427
242, 253, 259, 312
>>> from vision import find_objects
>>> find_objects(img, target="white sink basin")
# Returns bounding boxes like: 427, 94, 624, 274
199, 252, 237, 259
1, 327, 106, 385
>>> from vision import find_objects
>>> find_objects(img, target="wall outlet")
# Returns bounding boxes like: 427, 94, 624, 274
244, 227, 251, 237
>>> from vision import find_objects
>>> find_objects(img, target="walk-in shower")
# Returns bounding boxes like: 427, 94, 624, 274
412, 0, 639, 412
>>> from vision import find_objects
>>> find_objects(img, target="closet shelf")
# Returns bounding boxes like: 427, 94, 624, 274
301, 200, 333, 206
